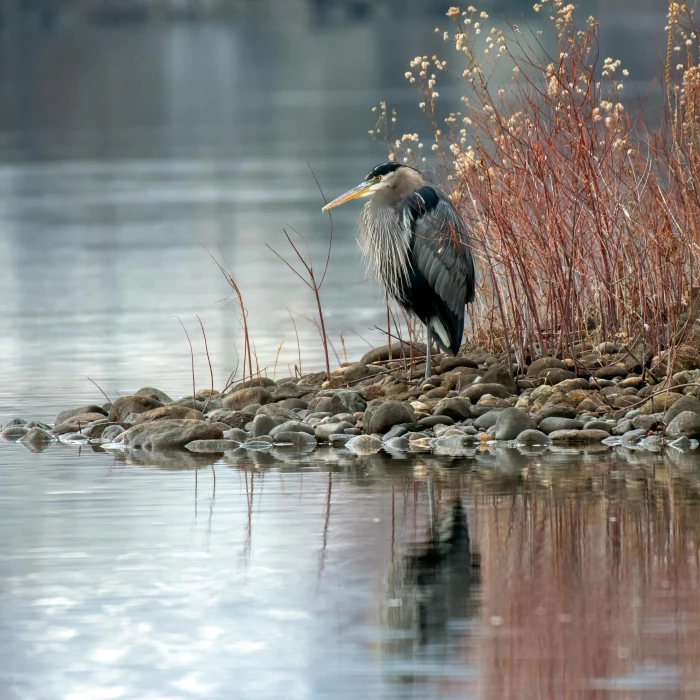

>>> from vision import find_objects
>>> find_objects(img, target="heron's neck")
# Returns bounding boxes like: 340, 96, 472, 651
372, 169, 425, 207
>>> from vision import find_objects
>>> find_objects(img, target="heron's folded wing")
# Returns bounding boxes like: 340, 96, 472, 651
401, 186, 476, 317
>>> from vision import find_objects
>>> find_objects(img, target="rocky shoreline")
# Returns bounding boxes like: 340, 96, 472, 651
3, 341, 700, 457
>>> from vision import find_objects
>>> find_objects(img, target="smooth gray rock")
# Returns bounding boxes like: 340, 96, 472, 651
418, 415, 454, 428
531, 404, 578, 422
548, 429, 610, 443
5, 417, 28, 427
539, 368, 576, 384
663, 395, 700, 424
666, 411, 700, 439
255, 405, 299, 421
367, 401, 416, 434
205, 410, 251, 430
223, 428, 248, 442
432, 434, 470, 455
329, 433, 354, 446
122, 419, 223, 450
346, 435, 383, 454
515, 429, 552, 446
620, 428, 648, 445
595, 365, 628, 380
0, 426, 29, 440
460, 383, 509, 402
473, 410, 502, 431
527, 357, 568, 376
223, 387, 274, 411
134, 387, 174, 404
251, 414, 276, 438
638, 435, 664, 452
273, 431, 317, 446
669, 436, 692, 450
432, 397, 472, 420
55, 404, 108, 426
631, 414, 661, 431
108, 396, 163, 422
185, 439, 242, 453
583, 420, 614, 434
18, 427, 53, 449
384, 436, 411, 451
613, 419, 634, 435
479, 364, 518, 394
538, 417, 585, 434
270, 420, 315, 437
101, 425, 126, 442
315, 421, 352, 441
315, 391, 367, 415
494, 408, 533, 440
382, 425, 408, 441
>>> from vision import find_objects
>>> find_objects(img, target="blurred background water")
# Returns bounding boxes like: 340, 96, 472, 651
0, 0, 672, 421
2, 3, 699, 699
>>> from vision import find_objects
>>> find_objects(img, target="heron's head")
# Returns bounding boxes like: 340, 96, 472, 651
321, 162, 422, 211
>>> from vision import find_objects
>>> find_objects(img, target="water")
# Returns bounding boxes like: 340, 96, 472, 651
2, 443, 700, 699
2, 2, 699, 698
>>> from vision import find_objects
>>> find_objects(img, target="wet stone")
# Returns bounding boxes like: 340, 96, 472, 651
315, 422, 352, 441
548, 429, 610, 443
122, 419, 224, 450
631, 414, 661, 431
222, 387, 274, 411
55, 404, 108, 426
367, 401, 416, 434
329, 433, 353, 446
460, 383, 509, 402
384, 436, 410, 451
273, 431, 317, 446
515, 429, 552, 446
432, 397, 472, 420
0, 426, 29, 441
346, 435, 383, 454
101, 425, 126, 443
473, 410, 502, 431
531, 404, 578, 421
134, 387, 174, 405
251, 414, 276, 438
108, 396, 163, 422
205, 410, 251, 430
135, 405, 205, 424
595, 365, 628, 380
269, 421, 315, 437
418, 415, 454, 428
613, 419, 634, 435
663, 394, 700, 424
527, 357, 568, 376
538, 417, 585, 434
620, 429, 648, 445
18, 427, 53, 449
583, 420, 614, 434
223, 428, 248, 442
666, 411, 700, 439
494, 408, 533, 440
382, 425, 408, 441
5, 417, 28, 427
185, 439, 242, 453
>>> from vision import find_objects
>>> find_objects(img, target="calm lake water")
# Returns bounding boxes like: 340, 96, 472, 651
2, 3, 698, 699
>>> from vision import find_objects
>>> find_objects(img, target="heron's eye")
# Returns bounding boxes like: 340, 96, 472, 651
374, 175, 381, 183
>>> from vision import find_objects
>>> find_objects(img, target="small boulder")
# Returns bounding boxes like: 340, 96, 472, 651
0, 426, 29, 440
251, 414, 277, 438
639, 391, 683, 415
460, 382, 509, 402
666, 411, 700, 439
346, 434, 383, 454
108, 395, 163, 422
135, 405, 204, 424
473, 410, 502, 431
55, 404, 108, 426
315, 422, 352, 441
432, 397, 472, 420
122, 419, 223, 450
663, 394, 700, 424
223, 387, 273, 411
548, 429, 611, 443
527, 357, 567, 377
479, 364, 518, 394
594, 365, 628, 380
538, 417, 585, 434
269, 420, 315, 437
134, 387, 174, 404
205, 410, 251, 430
367, 401, 416, 434
273, 431, 317, 446
494, 408, 533, 440
515, 429, 551, 446
539, 368, 576, 385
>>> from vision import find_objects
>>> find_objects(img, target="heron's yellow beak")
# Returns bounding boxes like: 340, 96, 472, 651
321, 182, 373, 211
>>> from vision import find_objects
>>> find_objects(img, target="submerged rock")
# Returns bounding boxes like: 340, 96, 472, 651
185, 439, 242, 453
346, 434, 383, 454
515, 429, 552, 446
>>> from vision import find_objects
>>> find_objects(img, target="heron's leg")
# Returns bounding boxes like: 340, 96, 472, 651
425, 325, 432, 380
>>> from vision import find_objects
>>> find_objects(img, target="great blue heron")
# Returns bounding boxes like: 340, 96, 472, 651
322, 162, 475, 379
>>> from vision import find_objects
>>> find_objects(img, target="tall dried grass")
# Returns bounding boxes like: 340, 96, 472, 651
384, 2, 700, 369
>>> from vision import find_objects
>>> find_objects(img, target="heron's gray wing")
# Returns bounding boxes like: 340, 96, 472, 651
400, 186, 476, 317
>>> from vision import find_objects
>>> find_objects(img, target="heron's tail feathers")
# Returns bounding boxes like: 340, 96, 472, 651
430, 315, 462, 356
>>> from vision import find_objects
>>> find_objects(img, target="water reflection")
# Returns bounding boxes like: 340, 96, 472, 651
1, 444, 700, 697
